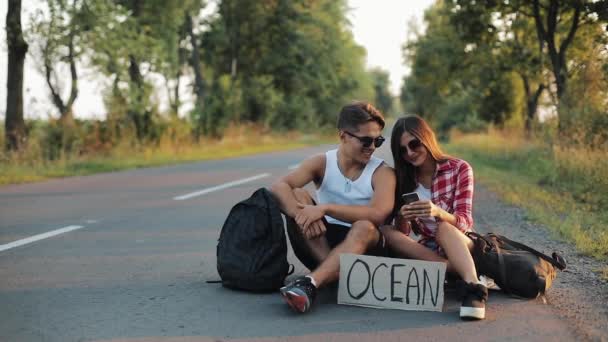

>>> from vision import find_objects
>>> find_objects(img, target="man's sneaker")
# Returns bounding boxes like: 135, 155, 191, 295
459, 281, 488, 320
280, 276, 317, 313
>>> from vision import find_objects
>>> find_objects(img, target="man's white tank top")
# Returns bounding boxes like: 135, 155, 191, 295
316, 149, 384, 227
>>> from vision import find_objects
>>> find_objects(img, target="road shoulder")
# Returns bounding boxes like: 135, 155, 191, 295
474, 183, 608, 342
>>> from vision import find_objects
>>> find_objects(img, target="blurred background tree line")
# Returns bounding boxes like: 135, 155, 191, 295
402, 0, 607, 147
3, 0, 607, 159
3, 0, 391, 157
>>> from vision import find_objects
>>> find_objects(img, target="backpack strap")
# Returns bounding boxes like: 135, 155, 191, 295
467, 232, 510, 292
493, 234, 566, 270
485, 234, 510, 294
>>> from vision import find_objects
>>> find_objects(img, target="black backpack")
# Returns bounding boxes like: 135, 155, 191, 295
467, 232, 567, 299
216, 188, 291, 292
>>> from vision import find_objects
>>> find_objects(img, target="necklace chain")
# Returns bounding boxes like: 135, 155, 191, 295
338, 153, 355, 193
344, 177, 352, 193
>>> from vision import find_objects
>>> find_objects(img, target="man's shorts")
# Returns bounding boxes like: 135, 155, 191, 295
285, 216, 389, 271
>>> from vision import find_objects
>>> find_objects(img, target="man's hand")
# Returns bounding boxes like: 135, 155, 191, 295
295, 203, 327, 239
302, 219, 327, 239
295, 203, 326, 228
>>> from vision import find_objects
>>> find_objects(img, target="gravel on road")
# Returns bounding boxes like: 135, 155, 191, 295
474, 183, 608, 342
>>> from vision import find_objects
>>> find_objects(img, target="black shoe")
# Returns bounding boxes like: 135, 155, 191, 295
459, 281, 488, 320
280, 276, 317, 313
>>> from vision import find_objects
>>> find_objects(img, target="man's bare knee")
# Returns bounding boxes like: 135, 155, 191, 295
348, 220, 379, 247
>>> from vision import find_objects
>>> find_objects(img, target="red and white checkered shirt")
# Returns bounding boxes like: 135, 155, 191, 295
417, 157, 474, 238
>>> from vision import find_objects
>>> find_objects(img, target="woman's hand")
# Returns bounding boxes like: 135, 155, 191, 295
395, 215, 412, 235
400, 200, 441, 220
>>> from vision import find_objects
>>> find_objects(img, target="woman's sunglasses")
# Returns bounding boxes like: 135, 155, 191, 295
400, 139, 423, 154
343, 131, 385, 148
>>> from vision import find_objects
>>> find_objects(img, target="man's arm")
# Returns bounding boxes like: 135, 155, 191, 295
310, 164, 396, 227
270, 154, 325, 218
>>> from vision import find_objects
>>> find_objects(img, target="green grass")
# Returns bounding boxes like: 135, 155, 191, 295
445, 131, 608, 277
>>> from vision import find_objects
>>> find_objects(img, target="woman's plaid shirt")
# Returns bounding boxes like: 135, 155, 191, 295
418, 157, 474, 237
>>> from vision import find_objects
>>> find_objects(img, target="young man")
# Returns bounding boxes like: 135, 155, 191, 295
270, 102, 396, 313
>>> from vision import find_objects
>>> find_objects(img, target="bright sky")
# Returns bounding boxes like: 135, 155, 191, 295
0, 1, 435, 119
348, 0, 435, 94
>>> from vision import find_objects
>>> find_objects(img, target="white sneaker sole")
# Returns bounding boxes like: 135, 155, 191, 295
460, 306, 485, 320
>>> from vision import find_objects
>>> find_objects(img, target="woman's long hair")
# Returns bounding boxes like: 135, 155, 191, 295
390, 115, 449, 217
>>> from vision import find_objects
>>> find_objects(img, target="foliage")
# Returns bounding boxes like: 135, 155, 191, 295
447, 130, 608, 260
369, 68, 393, 115
401, 1, 513, 132
201, 0, 374, 132
0, 118, 333, 185
26, 0, 88, 122
402, 0, 608, 145
5, 0, 606, 166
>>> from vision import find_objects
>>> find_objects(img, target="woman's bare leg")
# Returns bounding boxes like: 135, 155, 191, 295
380, 226, 448, 263
435, 222, 478, 284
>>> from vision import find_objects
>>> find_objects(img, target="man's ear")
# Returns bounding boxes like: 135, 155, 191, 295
338, 130, 346, 143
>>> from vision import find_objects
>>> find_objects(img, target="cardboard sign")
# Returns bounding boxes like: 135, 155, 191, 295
338, 254, 446, 312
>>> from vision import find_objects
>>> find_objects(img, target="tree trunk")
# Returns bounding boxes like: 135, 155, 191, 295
186, 13, 206, 136
44, 31, 78, 126
127, 0, 151, 141
521, 73, 545, 136
5, 0, 28, 151
532, 0, 582, 133
128, 54, 149, 141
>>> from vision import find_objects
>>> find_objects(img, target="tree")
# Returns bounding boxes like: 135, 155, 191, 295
185, 12, 207, 136
28, 0, 84, 124
531, 0, 581, 103
369, 68, 393, 115
454, 0, 606, 132
5, 0, 28, 151
402, 1, 519, 132
450, 2, 546, 134
156, 1, 206, 119
508, 14, 546, 134
84, 0, 203, 141
202, 0, 373, 132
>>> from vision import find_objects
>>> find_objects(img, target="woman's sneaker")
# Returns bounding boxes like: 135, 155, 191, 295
280, 276, 317, 313
479, 275, 500, 291
459, 281, 488, 320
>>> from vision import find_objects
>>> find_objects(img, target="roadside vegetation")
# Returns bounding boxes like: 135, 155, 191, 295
3, 1, 606, 274
399, 1, 607, 276
0, 121, 334, 185
446, 129, 608, 276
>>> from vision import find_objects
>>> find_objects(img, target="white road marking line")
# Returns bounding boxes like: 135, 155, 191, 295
173, 173, 271, 201
288, 164, 300, 170
0, 225, 85, 252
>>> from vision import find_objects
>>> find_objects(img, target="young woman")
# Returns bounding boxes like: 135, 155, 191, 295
380, 115, 488, 320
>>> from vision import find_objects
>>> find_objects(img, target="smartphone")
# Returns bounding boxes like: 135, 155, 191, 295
402, 192, 420, 205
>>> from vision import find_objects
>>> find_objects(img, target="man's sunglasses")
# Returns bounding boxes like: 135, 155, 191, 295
344, 131, 385, 148
400, 139, 423, 154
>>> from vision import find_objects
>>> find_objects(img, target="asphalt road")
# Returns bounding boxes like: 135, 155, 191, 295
0, 144, 580, 342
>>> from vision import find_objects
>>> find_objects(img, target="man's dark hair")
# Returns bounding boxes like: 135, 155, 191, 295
337, 102, 385, 132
